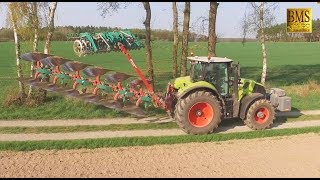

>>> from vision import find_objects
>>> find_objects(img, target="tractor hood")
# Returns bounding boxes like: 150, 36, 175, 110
172, 76, 217, 96
238, 78, 266, 100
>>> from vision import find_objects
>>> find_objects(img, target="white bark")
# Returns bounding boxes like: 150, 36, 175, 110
9, 5, 25, 94
44, 2, 57, 54
259, 2, 267, 85
30, 28, 38, 78
29, 2, 39, 97
33, 28, 38, 52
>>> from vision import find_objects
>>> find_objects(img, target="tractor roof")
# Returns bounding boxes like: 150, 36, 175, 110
187, 56, 233, 63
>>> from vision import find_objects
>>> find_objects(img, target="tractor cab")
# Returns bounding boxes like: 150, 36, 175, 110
188, 56, 237, 98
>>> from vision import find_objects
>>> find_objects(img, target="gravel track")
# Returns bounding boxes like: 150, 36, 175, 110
1, 133, 320, 177
0, 110, 319, 127
1, 119, 320, 141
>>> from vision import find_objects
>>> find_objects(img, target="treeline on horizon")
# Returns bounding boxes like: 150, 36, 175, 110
259, 18, 320, 42
0, 19, 319, 43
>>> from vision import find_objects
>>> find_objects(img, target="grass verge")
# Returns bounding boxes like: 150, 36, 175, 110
1, 115, 320, 134
0, 122, 177, 134
0, 126, 319, 151
0, 115, 320, 134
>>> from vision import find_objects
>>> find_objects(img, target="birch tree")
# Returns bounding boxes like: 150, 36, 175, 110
242, 2, 278, 85
8, 3, 26, 97
44, 2, 57, 54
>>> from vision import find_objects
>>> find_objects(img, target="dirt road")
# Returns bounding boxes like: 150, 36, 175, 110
1, 133, 320, 178
1, 119, 320, 141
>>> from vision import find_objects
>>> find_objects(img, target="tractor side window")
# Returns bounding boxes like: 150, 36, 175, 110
204, 63, 228, 96
190, 62, 205, 81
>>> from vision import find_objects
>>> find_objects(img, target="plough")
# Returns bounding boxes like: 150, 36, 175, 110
18, 30, 292, 135
66, 30, 143, 57
19, 31, 166, 117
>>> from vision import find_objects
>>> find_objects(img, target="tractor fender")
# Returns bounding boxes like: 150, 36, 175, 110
179, 86, 220, 100
178, 87, 225, 113
239, 93, 265, 120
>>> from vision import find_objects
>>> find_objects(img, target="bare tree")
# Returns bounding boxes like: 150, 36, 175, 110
28, 2, 40, 97
208, 2, 219, 57
97, 2, 130, 17
8, 2, 26, 96
142, 2, 154, 87
180, 2, 190, 77
242, 2, 278, 85
172, 2, 179, 78
44, 2, 57, 54
31, 2, 39, 52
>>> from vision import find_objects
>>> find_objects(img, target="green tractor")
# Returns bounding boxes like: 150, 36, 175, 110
164, 56, 291, 134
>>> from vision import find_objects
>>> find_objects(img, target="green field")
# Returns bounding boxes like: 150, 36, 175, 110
0, 41, 319, 119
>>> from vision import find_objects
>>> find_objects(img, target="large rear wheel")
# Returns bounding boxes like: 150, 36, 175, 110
244, 99, 275, 130
174, 90, 222, 134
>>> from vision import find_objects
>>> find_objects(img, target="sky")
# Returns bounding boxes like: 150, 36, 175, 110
0, 2, 319, 38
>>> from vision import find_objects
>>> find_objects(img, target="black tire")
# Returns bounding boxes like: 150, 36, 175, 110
244, 99, 275, 130
174, 90, 222, 135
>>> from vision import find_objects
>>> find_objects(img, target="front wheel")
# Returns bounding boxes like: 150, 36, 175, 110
244, 99, 275, 130
174, 90, 222, 135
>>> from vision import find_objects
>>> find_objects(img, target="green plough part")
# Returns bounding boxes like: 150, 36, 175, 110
140, 95, 153, 109
36, 68, 51, 79
55, 73, 71, 84
76, 78, 91, 91
97, 84, 113, 95
118, 89, 134, 104
68, 30, 144, 56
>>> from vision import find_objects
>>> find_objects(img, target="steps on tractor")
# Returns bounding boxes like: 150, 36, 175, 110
20, 52, 54, 62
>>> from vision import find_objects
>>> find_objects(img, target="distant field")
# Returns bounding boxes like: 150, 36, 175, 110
0, 41, 319, 119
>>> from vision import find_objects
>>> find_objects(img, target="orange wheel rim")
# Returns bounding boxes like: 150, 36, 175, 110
188, 102, 214, 127
255, 107, 270, 124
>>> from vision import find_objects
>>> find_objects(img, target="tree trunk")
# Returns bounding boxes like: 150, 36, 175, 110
44, 2, 57, 54
33, 2, 39, 52
142, 2, 154, 88
172, 2, 179, 78
28, 2, 39, 97
180, 2, 190, 77
259, 2, 267, 85
9, 4, 25, 96
208, 2, 218, 57
42, 2, 57, 98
